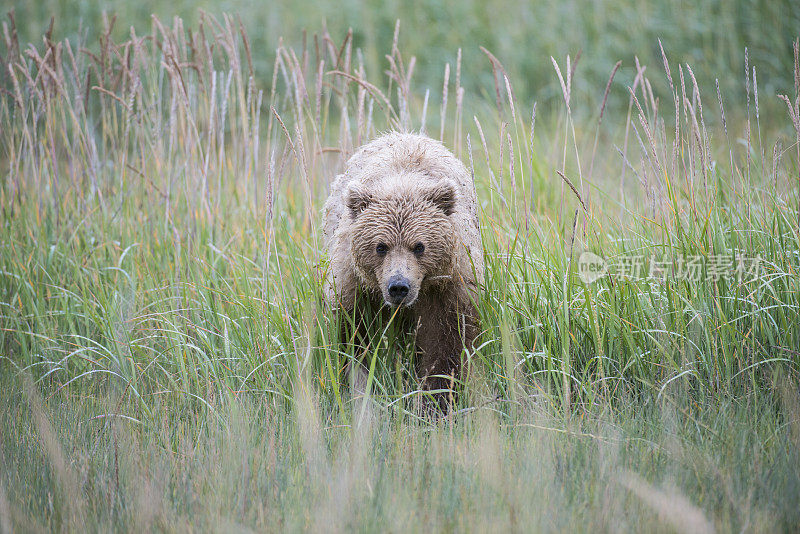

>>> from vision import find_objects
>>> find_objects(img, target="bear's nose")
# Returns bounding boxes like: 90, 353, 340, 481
387, 275, 410, 303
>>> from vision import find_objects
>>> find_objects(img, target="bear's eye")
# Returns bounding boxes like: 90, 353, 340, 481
376, 243, 388, 256
412, 242, 425, 256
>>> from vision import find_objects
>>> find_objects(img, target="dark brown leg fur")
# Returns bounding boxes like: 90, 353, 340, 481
337, 284, 479, 414
413, 283, 479, 412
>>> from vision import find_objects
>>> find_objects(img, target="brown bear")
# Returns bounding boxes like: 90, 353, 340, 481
323, 132, 484, 410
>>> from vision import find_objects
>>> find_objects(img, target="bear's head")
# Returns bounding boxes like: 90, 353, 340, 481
346, 181, 457, 307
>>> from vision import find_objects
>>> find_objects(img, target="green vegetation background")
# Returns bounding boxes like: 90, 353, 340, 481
2, 1, 800, 531
8, 0, 800, 117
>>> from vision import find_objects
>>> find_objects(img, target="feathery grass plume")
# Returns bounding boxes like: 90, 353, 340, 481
420, 87, 429, 134
480, 45, 507, 118
440, 61, 449, 142
528, 101, 537, 207
588, 60, 622, 184
473, 115, 505, 209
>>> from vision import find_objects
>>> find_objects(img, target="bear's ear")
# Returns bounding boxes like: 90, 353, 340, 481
424, 182, 456, 216
346, 184, 373, 218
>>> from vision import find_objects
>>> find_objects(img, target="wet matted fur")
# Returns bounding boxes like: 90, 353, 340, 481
323, 132, 484, 410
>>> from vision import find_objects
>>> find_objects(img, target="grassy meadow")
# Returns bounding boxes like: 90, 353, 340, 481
1, 4, 800, 532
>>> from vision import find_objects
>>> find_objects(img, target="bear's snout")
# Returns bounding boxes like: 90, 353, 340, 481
387, 274, 410, 305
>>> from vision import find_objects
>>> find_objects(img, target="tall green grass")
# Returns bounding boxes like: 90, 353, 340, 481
1, 12, 799, 531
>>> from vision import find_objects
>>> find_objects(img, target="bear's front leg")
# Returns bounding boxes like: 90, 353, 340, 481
413, 285, 479, 412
